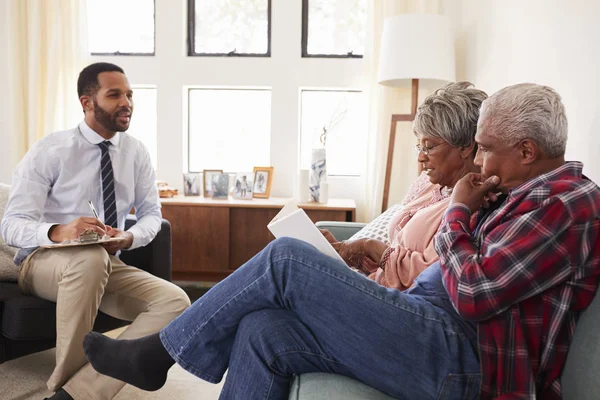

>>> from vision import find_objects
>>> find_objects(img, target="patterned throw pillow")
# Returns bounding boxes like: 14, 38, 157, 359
0, 183, 19, 282
349, 204, 403, 245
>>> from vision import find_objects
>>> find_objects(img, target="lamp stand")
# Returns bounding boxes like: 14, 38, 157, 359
381, 78, 419, 213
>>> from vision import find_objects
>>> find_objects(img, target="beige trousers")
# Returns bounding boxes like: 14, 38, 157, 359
18, 245, 191, 400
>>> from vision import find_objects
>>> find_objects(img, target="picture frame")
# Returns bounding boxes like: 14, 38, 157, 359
232, 172, 254, 200
203, 169, 223, 198
252, 166, 274, 198
183, 173, 201, 196
211, 173, 230, 200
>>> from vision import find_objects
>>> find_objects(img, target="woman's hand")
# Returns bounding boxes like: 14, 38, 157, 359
332, 239, 389, 273
319, 229, 337, 244
331, 239, 366, 268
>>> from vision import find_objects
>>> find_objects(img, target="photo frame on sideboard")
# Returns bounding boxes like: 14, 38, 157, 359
252, 166, 274, 198
183, 172, 201, 196
232, 172, 254, 200
203, 169, 223, 198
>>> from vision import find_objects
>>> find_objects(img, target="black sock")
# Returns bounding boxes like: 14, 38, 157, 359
83, 331, 175, 391
44, 388, 73, 400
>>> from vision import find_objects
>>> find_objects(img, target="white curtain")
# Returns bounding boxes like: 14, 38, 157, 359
7, 0, 89, 162
360, 0, 443, 222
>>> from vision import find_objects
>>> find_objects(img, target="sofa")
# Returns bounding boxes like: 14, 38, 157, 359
0, 183, 172, 364
287, 221, 600, 400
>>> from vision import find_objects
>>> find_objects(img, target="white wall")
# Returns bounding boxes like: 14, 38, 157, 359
455, 0, 600, 183
0, 0, 12, 184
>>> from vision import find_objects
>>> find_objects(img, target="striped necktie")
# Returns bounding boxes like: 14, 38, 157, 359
98, 141, 118, 228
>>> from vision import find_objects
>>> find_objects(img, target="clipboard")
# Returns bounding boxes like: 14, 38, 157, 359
41, 236, 126, 249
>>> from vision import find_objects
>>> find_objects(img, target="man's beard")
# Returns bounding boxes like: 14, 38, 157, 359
93, 101, 130, 133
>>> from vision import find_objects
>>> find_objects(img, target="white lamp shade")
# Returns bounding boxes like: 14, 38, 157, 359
377, 14, 456, 88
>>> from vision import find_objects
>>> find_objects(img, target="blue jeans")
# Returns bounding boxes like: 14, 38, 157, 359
160, 238, 480, 400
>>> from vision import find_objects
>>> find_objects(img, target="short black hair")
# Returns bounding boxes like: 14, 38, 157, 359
77, 62, 125, 98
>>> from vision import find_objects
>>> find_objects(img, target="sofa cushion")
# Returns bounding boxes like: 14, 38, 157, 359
0, 183, 18, 282
0, 282, 57, 339
562, 290, 600, 400
348, 204, 403, 244
289, 373, 396, 400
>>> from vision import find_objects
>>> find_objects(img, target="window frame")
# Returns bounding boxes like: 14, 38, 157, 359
301, 0, 364, 59
187, 0, 272, 57
186, 86, 272, 174
88, 0, 156, 56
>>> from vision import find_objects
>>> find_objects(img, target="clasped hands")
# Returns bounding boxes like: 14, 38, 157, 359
48, 217, 133, 254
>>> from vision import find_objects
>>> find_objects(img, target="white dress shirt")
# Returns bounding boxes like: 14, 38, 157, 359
1, 121, 162, 265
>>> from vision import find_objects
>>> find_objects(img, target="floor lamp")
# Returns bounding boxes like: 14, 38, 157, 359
377, 14, 456, 212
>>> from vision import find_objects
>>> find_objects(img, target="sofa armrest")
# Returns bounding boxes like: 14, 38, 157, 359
315, 221, 366, 241
120, 216, 172, 282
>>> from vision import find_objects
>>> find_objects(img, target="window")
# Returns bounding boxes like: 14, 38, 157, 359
302, 0, 367, 58
188, 0, 271, 56
87, 0, 155, 55
187, 89, 271, 172
128, 87, 158, 169
300, 90, 367, 176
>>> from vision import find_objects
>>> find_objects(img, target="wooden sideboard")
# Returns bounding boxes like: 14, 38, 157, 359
160, 196, 356, 282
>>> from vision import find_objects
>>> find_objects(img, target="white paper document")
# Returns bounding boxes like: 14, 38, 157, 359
267, 201, 345, 263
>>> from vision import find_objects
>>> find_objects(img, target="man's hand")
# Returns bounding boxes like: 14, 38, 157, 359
319, 229, 337, 244
102, 226, 134, 255
48, 217, 106, 243
451, 173, 501, 213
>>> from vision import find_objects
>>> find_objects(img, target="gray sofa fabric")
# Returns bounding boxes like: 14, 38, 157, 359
289, 373, 395, 400
295, 221, 600, 400
562, 290, 600, 400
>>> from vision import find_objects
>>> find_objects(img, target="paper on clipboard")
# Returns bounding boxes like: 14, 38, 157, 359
267, 201, 345, 263
41, 236, 126, 249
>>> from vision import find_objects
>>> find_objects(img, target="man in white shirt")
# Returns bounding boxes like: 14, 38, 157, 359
0, 62, 191, 400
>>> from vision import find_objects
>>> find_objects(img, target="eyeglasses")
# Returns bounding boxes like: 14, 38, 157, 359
414, 142, 446, 155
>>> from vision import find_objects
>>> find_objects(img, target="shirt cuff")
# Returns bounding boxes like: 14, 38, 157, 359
126, 225, 143, 250
443, 203, 472, 226
38, 223, 58, 245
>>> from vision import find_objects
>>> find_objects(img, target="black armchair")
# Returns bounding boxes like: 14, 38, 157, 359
0, 217, 172, 364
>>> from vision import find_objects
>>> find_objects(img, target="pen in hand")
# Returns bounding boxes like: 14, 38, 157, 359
88, 200, 107, 232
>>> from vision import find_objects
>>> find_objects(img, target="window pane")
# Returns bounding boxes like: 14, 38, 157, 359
188, 89, 271, 172
191, 0, 269, 55
300, 90, 367, 176
128, 87, 158, 170
305, 0, 367, 56
87, 0, 155, 54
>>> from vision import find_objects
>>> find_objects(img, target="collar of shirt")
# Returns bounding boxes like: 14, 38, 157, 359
507, 161, 583, 200
78, 120, 122, 148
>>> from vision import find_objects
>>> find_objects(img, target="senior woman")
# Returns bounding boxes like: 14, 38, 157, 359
327, 81, 488, 290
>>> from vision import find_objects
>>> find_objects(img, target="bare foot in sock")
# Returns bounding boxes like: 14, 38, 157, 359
83, 331, 175, 391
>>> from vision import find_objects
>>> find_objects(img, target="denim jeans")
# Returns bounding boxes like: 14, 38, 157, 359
160, 238, 480, 400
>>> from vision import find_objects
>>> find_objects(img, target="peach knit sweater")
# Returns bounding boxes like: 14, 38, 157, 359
367, 173, 450, 290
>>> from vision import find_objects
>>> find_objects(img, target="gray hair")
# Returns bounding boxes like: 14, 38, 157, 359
413, 81, 488, 149
479, 83, 568, 157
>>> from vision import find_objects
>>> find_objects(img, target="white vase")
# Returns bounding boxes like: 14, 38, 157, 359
297, 169, 309, 202
309, 148, 327, 202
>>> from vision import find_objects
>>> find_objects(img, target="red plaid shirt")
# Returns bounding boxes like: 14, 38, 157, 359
434, 162, 600, 399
